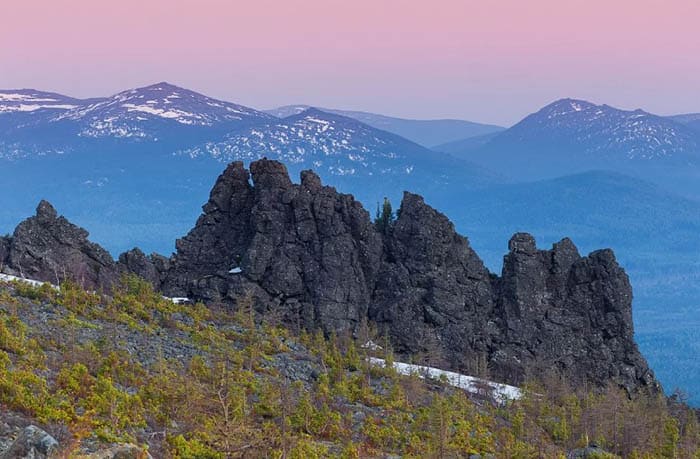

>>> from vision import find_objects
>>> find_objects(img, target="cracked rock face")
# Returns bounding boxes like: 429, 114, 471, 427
493, 233, 656, 392
162, 159, 657, 394
3, 159, 658, 395
370, 191, 497, 370
0, 425, 59, 459
163, 160, 383, 330
117, 248, 169, 287
0, 236, 9, 267
5, 201, 118, 290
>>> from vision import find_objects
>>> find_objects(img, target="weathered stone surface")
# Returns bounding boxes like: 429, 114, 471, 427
161, 159, 657, 394
6, 201, 118, 290
117, 248, 168, 287
492, 234, 656, 392
567, 444, 611, 459
75, 444, 153, 459
0, 425, 59, 459
2, 159, 658, 394
370, 192, 496, 369
0, 236, 9, 267
164, 159, 383, 331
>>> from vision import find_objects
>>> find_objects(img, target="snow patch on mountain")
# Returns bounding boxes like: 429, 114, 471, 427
501, 98, 700, 160
53, 82, 272, 138
180, 109, 423, 177
0, 90, 82, 114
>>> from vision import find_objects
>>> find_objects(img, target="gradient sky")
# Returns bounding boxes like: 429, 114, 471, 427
1, 0, 699, 125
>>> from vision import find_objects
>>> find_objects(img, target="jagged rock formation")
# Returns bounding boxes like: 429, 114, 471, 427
163, 160, 383, 330
161, 159, 657, 393
0, 160, 658, 394
370, 191, 497, 370
2, 201, 118, 290
493, 234, 656, 392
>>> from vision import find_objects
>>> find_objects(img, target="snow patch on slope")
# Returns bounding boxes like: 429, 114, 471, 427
369, 357, 522, 403
0, 273, 58, 290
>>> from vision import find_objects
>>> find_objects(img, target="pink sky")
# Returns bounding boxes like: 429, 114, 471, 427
1, 0, 699, 125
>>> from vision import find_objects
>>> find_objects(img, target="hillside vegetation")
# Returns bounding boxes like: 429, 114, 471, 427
0, 276, 698, 458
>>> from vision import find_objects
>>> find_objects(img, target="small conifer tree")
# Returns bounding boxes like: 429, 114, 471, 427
374, 197, 395, 234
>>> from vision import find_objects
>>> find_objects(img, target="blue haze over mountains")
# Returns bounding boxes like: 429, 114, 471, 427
1, 83, 700, 403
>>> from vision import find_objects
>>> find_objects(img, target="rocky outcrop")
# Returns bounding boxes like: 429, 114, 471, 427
164, 160, 383, 330
491, 233, 656, 391
1, 159, 658, 394
75, 444, 153, 459
370, 192, 496, 369
567, 444, 612, 459
118, 248, 169, 287
4, 201, 118, 290
162, 159, 657, 394
0, 425, 59, 459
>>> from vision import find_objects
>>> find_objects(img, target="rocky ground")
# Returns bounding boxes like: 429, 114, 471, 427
1, 276, 698, 457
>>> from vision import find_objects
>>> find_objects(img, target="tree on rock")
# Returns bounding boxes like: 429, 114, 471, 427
374, 197, 395, 234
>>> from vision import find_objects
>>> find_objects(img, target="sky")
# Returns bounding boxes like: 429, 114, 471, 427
1, 0, 699, 126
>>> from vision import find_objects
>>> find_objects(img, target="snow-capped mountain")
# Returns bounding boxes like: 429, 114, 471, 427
438, 98, 700, 182
54, 82, 273, 140
0, 83, 275, 159
0, 89, 86, 114
492, 98, 700, 160
181, 108, 493, 186
265, 105, 504, 147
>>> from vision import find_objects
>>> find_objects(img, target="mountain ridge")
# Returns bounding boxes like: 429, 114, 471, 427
440, 97, 700, 165
265, 104, 505, 147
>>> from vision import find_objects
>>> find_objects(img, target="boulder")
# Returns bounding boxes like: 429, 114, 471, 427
75, 444, 153, 459
567, 444, 613, 458
0, 425, 59, 459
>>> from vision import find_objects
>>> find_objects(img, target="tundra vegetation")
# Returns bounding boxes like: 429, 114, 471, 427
0, 276, 698, 458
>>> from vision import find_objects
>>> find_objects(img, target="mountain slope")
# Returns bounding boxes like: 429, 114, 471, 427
0, 89, 90, 114
55, 82, 273, 139
446, 98, 700, 180
266, 104, 504, 147
0, 83, 274, 159
2, 276, 694, 457
180, 108, 500, 203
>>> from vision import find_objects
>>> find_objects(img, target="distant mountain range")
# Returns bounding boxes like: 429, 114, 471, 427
265, 105, 505, 147
180, 107, 498, 196
437, 98, 700, 185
